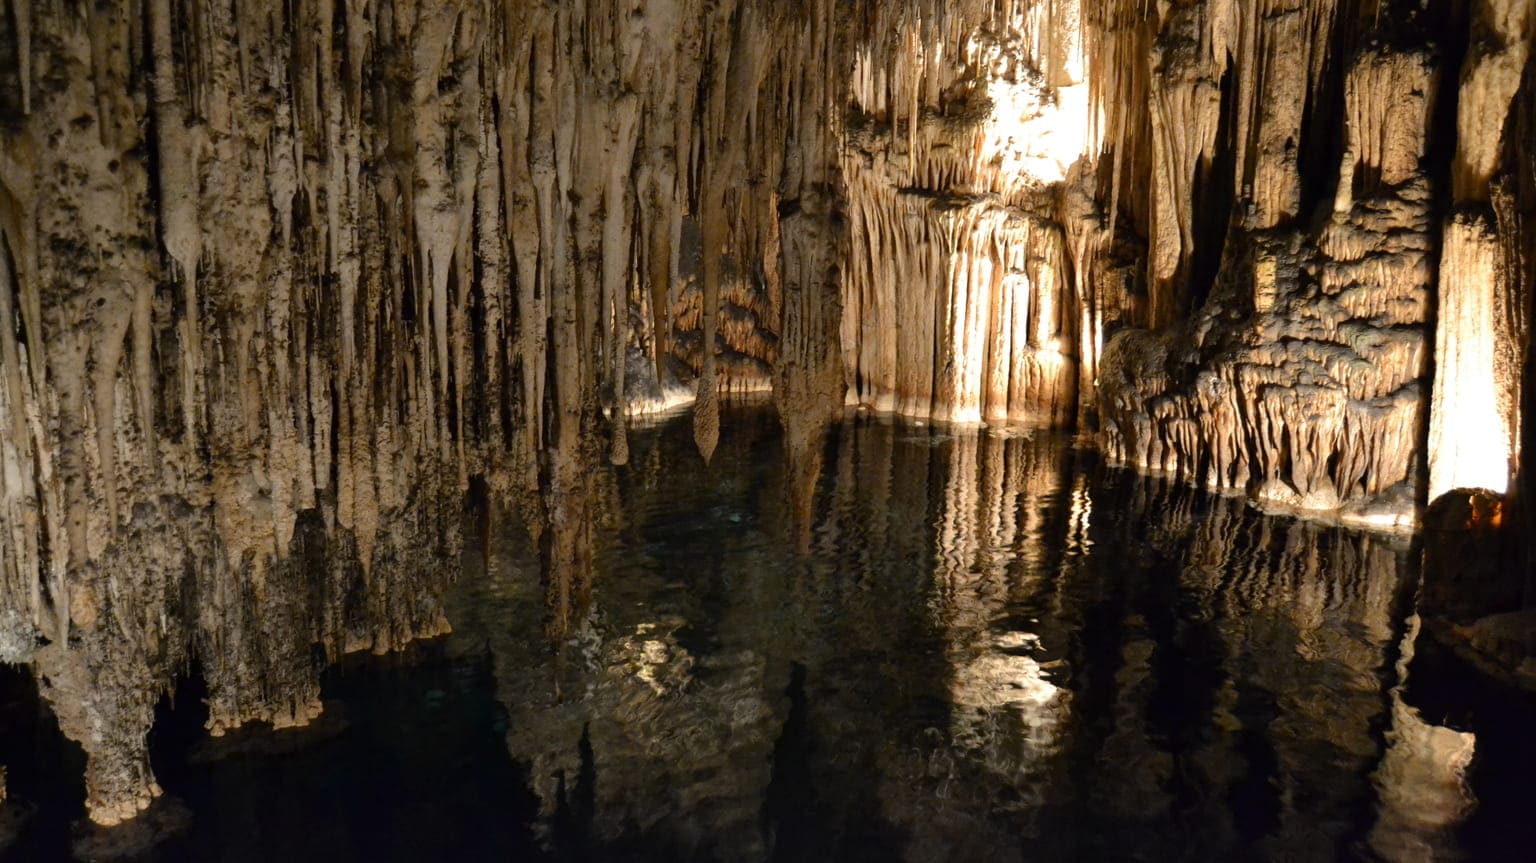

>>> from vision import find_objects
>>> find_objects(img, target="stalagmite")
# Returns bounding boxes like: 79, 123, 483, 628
1095, 3, 1454, 530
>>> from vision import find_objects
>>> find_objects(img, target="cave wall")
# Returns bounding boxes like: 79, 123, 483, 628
1090, 0, 1534, 529
0, 0, 1532, 829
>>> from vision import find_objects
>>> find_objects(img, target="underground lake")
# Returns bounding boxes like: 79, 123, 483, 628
1, 405, 1531, 862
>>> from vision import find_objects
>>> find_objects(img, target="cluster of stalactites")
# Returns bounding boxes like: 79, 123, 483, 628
1085, 0, 1356, 328
0, 0, 868, 826
2, 0, 1526, 829
839, 1, 1092, 425
1096, 19, 1443, 529
842, 176, 1078, 425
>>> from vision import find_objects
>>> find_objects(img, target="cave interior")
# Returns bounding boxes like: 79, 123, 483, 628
0, 0, 1534, 856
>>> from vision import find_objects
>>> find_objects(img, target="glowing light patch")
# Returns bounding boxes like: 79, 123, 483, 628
978, 77, 1093, 186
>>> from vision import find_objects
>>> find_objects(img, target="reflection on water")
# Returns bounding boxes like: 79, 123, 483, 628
452, 407, 1462, 862
2, 405, 1523, 861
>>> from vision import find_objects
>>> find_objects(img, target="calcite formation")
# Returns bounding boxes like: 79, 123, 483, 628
1428, 0, 1533, 503
840, 3, 1089, 424
0, 0, 1533, 828
1093, 0, 1532, 531
0, 0, 858, 825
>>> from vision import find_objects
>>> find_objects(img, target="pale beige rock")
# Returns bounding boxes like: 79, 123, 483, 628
1453, 0, 1532, 202
1426, 0, 1532, 504
1429, 213, 1513, 500
841, 3, 1088, 425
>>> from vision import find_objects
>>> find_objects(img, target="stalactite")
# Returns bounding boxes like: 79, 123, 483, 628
1429, 213, 1512, 501
1144, 15, 1221, 326
1452, 0, 1532, 203
0, 0, 897, 823
148, 0, 203, 449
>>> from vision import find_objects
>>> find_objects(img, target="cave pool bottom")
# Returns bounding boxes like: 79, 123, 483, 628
3, 404, 1534, 862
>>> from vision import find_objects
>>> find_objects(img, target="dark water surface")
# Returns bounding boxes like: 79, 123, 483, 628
2, 405, 1533, 861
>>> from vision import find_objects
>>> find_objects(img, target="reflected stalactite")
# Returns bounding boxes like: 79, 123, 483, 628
902, 429, 1077, 852
1368, 612, 1477, 863
1104, 474, 1414, 858
448, 409, 1437, 860
539, 446, 614, 644
465, 409, 787, 860
780, 419, 829, 556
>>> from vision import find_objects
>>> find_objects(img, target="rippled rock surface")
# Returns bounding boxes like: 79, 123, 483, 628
3, 405, 1532, 861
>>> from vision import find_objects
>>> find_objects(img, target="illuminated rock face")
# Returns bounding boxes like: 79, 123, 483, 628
1427, 0, 1533, 503
1092, 0, 1533, 528
1094, 5, 1430, 527
839, 0, 1534, 526
840, 5, 1090, 425
0, 0, 1532, 829
0, 0, 854, 825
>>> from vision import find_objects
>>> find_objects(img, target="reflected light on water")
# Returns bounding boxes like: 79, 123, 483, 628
457, 408, 1456, 861
946, 634, 1066, 758
1369, 612, 1477, 863
929, 431, 1070, 778
0, 405, 1522, 863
